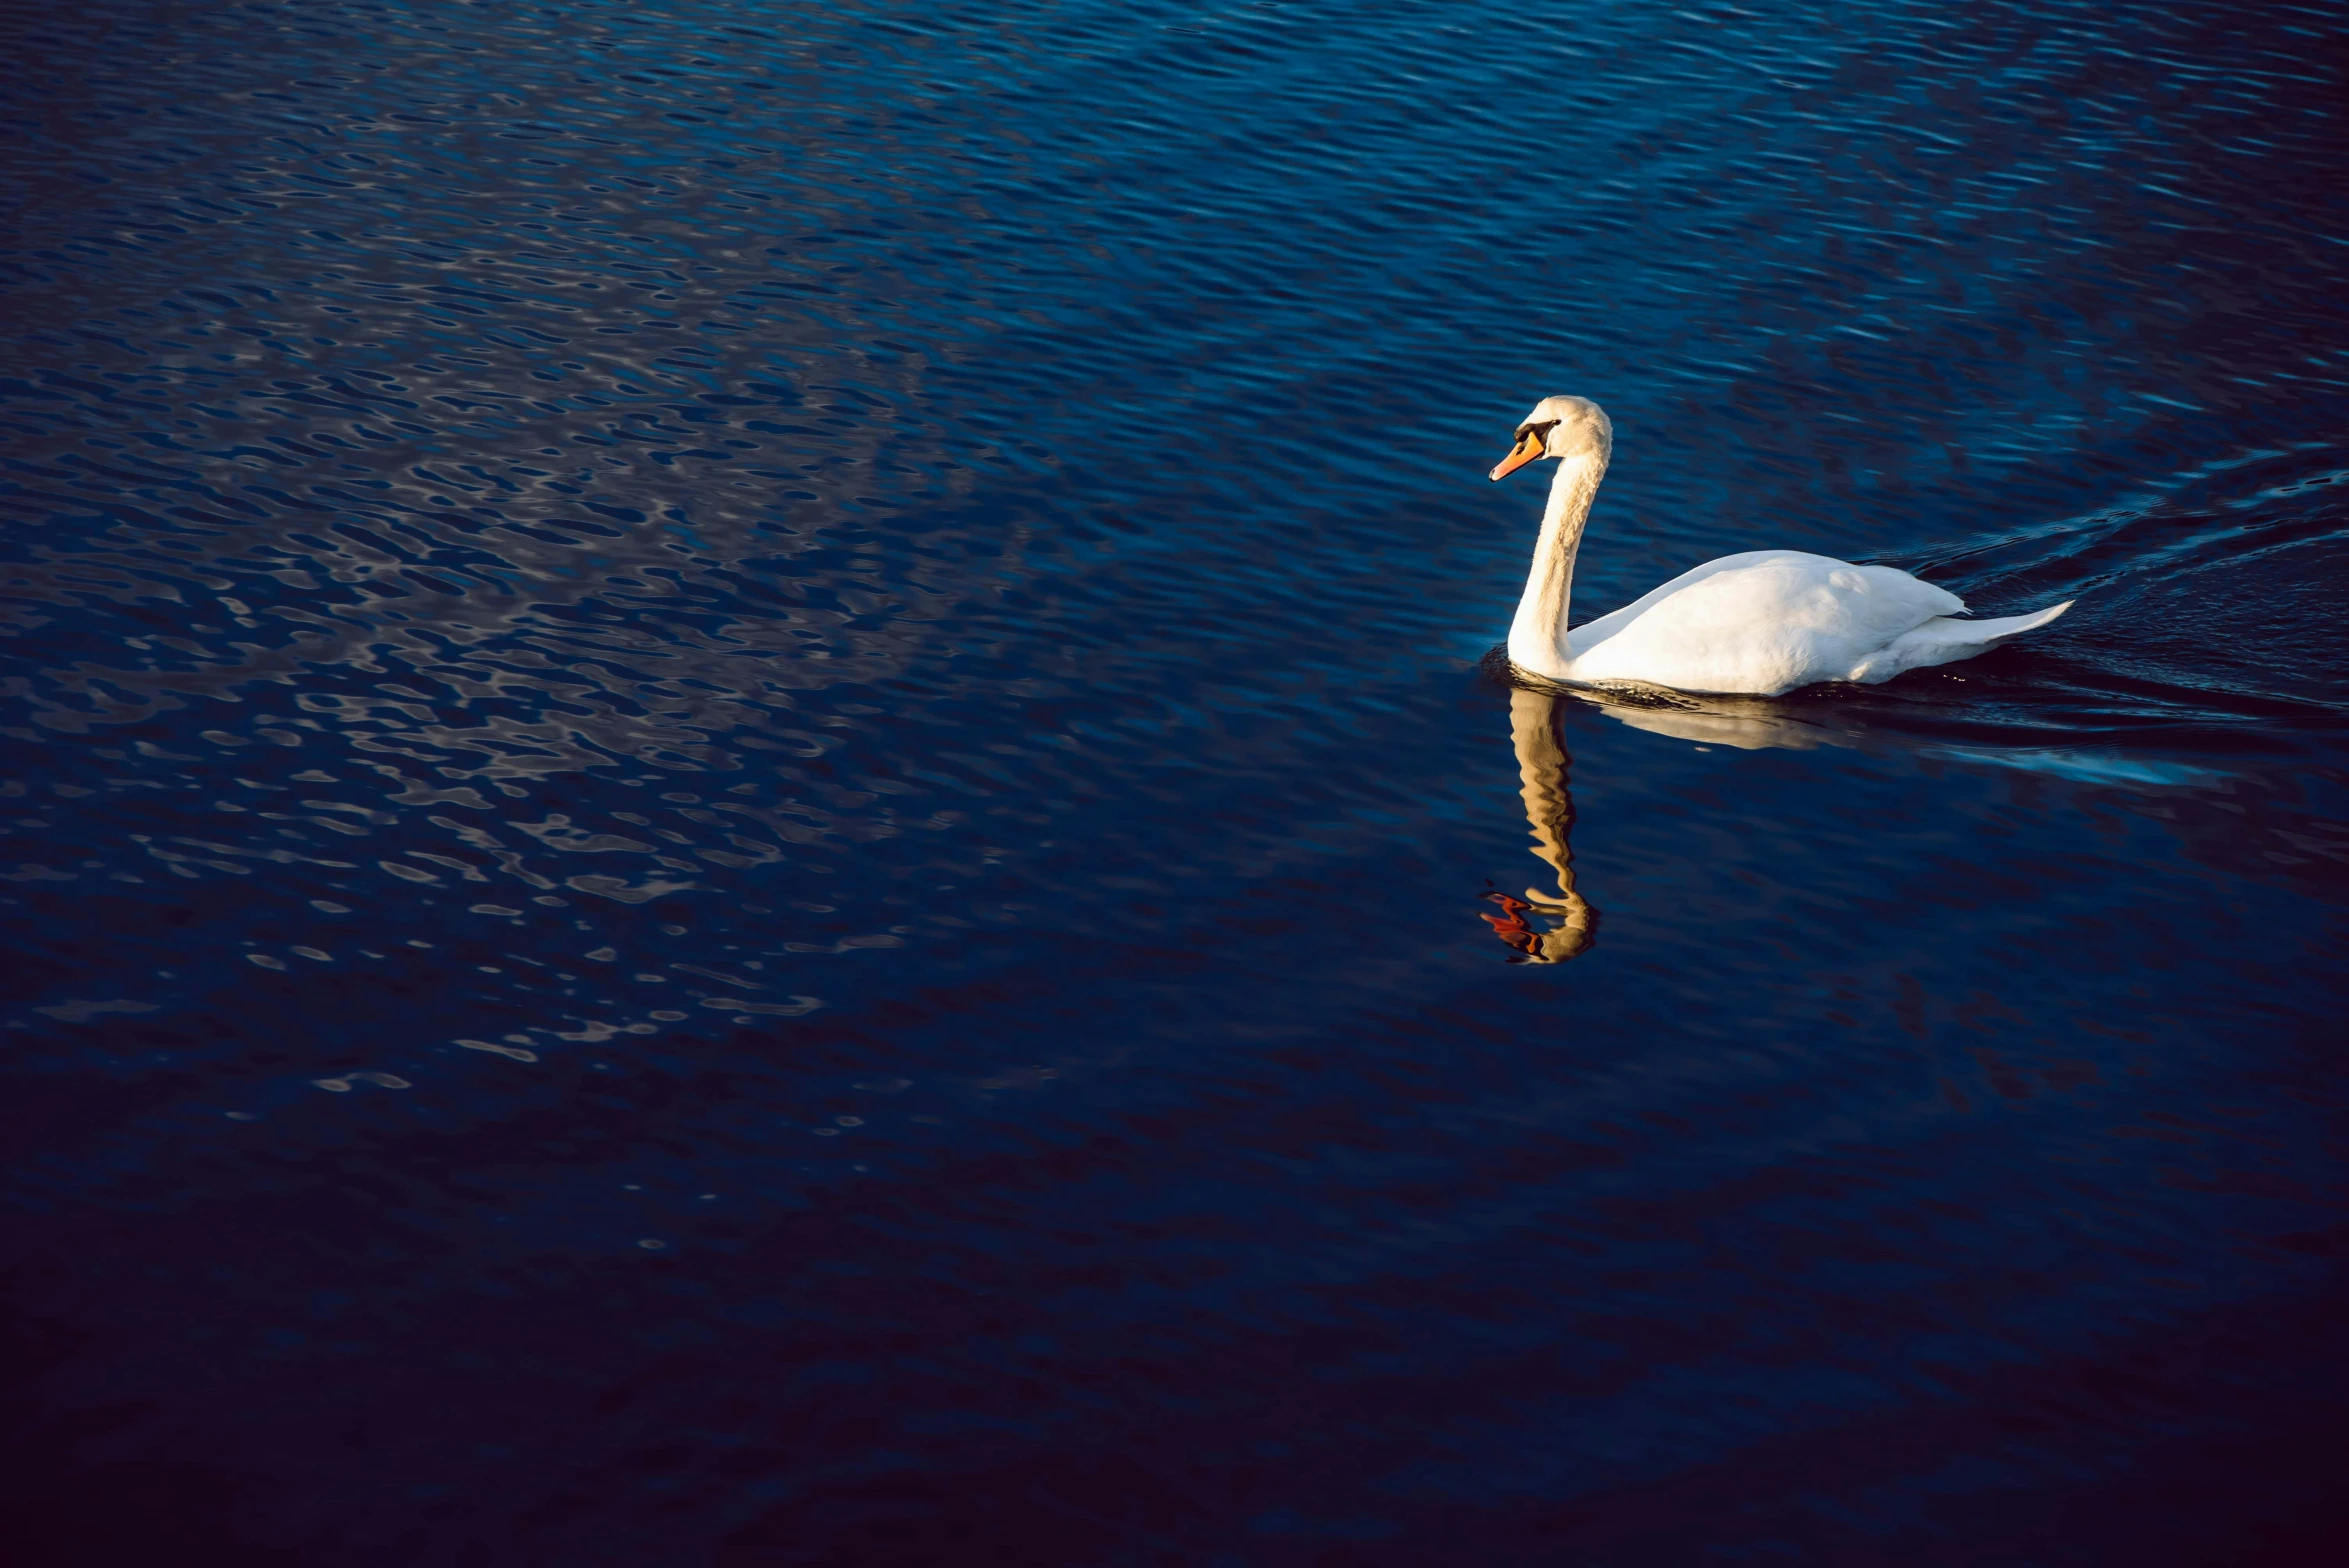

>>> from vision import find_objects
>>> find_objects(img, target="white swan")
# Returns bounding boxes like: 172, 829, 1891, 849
1491, 396, 2073, 696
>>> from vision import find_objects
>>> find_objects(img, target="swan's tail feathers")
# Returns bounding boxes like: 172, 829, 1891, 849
1945, 598, 2074, 645
1850, 599, 2075, 684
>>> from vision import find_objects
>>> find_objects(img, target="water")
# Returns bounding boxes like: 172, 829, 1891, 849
4, 0, 2346, 1560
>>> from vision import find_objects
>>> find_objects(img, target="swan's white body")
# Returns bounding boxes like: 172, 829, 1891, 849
1497, 397, 2072, 697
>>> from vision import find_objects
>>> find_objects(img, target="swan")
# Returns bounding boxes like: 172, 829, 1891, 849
1490, 396, 2073, 695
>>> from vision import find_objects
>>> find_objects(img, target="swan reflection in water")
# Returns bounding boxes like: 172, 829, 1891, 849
1482, 686, 1599, 964
1482, 678, 1851, 963
1482, 680, 1830, 964
1481, 678, 1948, 963
1479, 669, 2220, 962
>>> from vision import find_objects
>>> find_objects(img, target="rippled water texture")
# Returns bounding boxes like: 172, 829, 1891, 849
5, 1, 2348, 1561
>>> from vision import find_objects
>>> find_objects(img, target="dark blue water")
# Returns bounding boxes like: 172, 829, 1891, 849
5, 1, 2348, 1561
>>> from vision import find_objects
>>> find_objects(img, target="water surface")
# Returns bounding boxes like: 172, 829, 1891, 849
4, 0, 2347, 1561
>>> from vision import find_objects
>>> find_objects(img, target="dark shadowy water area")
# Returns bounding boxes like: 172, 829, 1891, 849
4, 0, 2348, 1561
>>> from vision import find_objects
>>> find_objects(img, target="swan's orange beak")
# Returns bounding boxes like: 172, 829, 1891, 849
1489, 427, 1545, 481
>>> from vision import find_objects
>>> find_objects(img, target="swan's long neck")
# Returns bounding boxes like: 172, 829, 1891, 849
1506, 452, 1605, 682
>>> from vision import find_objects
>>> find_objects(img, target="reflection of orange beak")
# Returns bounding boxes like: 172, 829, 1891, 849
1488, 428, 1545, 481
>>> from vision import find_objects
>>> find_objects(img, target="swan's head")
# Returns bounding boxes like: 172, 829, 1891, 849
1489, 395, 1613, 481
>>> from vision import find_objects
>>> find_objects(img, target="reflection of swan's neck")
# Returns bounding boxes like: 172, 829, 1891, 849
1511, 687, 1579, 907
1507, 686, 1597, 963
1507, 453, 1605, 682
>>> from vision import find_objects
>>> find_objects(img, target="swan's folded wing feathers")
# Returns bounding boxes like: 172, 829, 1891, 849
1569, 553, 1963, 694
1564, 550, 1818, 657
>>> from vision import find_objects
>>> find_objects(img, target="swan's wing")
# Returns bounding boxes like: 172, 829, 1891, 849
1564, 551, 1825, 658
1569, 553, 1966, 695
